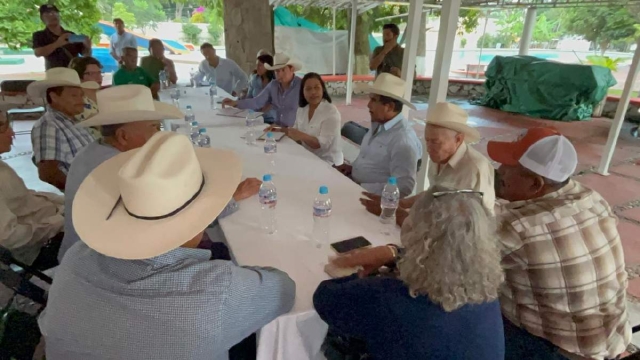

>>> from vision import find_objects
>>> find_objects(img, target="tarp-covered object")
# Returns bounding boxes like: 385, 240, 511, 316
478, 56, 617, 121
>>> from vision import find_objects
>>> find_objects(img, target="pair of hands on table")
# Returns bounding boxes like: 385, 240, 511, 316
334, 164, 352, 177
266, 125, 305, 142
221, 98, 237, 108
233, 178, 262, 201
359, 192, 410, 227
331, 246, 396, 278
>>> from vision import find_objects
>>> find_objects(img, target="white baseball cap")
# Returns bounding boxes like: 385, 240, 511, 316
488, 127, 578, 182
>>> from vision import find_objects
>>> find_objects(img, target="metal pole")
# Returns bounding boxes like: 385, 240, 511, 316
400, 0, 423, 117
519, 7, 536, 56
332, 6, 337, 75
346, 0, 357, 105
476, 10, 489, 79
597, 37, 640, 175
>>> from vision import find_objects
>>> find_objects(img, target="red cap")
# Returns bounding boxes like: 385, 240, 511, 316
487, 127, 560, 166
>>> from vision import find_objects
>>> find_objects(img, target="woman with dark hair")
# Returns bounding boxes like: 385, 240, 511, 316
243, 54, 276, 123
69, 56, 103, 139
273, 72, 343, 164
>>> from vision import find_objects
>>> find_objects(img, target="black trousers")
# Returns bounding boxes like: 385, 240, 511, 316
31, 232, 64, 271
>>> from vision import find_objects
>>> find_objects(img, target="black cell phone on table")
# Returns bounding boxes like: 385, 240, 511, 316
330, 236, 372, 254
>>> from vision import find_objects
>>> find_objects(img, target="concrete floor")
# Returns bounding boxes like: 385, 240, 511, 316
5, 94, 640, 352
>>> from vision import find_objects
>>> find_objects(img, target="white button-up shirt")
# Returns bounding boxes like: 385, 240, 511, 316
293, 100, 343, 165
351, 114, 422, 197
427, 142, 495, 212
110, 32, 137, 58
197, 58, 248, 94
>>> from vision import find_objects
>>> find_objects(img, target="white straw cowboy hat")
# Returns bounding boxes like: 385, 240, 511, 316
27, 67, 100, 98
365, 73, 416, 110
426, 102, 480, 142
72, 131, 242, 260
79, 85, 183, 127
265, 53, 302, 72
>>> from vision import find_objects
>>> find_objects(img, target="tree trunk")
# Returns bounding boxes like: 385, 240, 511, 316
349, 11, 370, 75
175, 3, 184, 20
223, 0, 274, 74
599, 41, 609, 56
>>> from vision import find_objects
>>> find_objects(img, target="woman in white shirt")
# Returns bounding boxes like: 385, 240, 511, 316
275, 73, 343, 165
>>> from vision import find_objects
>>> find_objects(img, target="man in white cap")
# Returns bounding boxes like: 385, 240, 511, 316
39, 131, 295, 360
57, 85, 262, 262
334, 73, 422, 197
223, 52, 302, 127
489, 127, 630, 360
359, 102, 495, 223
197, 42, 248, 95
28, 68, 100, 191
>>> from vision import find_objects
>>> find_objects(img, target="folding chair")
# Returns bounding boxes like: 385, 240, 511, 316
0, 80, 45, 136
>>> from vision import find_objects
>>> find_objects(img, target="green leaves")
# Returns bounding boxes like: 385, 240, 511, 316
181, 22, 202, 44
561, 6, 637, 54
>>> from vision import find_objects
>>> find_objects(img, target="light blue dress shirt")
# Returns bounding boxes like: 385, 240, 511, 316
245, 73, 276, 123
351, 114, 423, 197
110, 32, 137, 58
39, 241, 295, 360
236, 77, 301, 127
197, 57, 249, 95
58, 141, 239, 262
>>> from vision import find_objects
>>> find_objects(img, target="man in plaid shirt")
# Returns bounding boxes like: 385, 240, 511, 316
28, 68, 99, 191
489, 127, 630, 360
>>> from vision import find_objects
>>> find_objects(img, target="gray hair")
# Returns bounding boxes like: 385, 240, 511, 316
397, 186, 504, 312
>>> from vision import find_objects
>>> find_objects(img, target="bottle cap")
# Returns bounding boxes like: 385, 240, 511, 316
267, 132, 274, 138
199, 128, 206, 133
388, 177, 397, 185
186, 105, 192, 109
319, 186, 328, 195
263, 174, 272, 182
191, 121, 198, 126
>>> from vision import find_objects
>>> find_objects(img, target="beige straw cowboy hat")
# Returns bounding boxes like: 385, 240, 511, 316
72, 131, 242, 260
79, 85, 183, 127
426, 102, 480, 142
265, 53, 302, 72
27, 67, 100, 98
365, 73, 416, 110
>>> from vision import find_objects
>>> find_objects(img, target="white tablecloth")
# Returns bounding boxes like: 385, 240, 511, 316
161, 88, 401, 360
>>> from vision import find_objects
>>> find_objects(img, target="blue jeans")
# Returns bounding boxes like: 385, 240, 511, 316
503, 317, 569, 360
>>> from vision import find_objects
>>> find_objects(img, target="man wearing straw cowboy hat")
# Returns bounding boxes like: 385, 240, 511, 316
28, 67, 100, 191
223, 52, 302, 127
39, 131, 295, 360
57, 85, 262, 262
335, 73, 422, 197
358, 102, 495, 224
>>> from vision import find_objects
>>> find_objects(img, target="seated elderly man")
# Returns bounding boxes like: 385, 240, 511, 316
113, 47, 160, 99
359, 102, 495, 224
489, 127, 630, 360
39, 131, 295, 360
0, 111, 64, 270
335, 73, 422, 197
28, 68, 99, 191
58, 85, 262, 262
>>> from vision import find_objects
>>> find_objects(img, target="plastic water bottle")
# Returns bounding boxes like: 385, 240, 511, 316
209, 83, 218, 109
190, 68, 197, 88
264, 132, 277, 175
259, 174, 277, 234
380, 177, 400, 225
185, 105, 195, 124
312, 186, 332, 248
245, 111, 258, 145
189, 121, 199, 144
197, 128, 211, 148
159, 70, 167, 89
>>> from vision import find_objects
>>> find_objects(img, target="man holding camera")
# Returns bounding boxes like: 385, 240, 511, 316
32, 4, 91, 70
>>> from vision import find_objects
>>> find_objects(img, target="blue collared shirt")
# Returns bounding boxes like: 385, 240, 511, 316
236, 77, 301, 127
39, 242, 295, 360
244, 73, 277, 123
31, 107, 95, 175
58, 141, 240, 262
351, 114, 423, 197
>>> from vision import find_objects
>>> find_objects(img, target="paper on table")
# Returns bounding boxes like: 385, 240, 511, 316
217, 108, 264, 118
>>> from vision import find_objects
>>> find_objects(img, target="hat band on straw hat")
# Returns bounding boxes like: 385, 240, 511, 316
107, 175, 206, 221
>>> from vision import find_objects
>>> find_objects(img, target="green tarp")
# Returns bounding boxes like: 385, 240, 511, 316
478, 56, 617, 121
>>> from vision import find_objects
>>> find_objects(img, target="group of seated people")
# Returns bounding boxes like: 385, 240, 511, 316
0, 42, 633, 360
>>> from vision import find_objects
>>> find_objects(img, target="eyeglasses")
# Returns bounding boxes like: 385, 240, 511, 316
432, 190, 484, 199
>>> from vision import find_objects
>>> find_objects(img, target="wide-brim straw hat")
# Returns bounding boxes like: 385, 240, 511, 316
265, 53, 302, 72
72, 131, 242, 260
79, 85, 183, 127
426, 102, 480, 142
27, 68, 100, 98
365, 73, 416, 110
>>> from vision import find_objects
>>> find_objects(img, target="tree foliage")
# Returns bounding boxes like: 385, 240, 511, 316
560, 6, 637, 54
0, 0, 101, 49
493, 9, 562, 48
181, 22, 202, 44
99, 0, 165, 33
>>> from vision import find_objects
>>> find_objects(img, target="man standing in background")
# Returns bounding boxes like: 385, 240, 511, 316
109, 18, 137, 64
369, 23, 404, 78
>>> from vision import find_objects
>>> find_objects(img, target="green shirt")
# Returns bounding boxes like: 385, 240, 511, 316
139, 56, 165, 82
372, 45, 404, 77
113, 66, 155, 87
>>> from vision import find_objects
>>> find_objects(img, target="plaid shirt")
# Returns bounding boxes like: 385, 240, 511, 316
498, 180, 630, 360
31, 107, 95, 175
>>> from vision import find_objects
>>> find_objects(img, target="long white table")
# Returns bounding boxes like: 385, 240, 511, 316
160, 88, 401, 360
